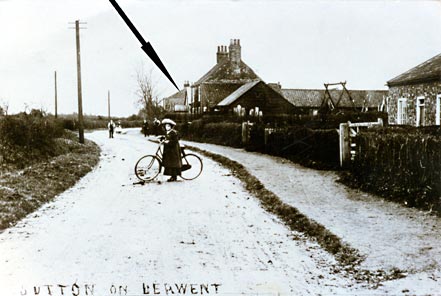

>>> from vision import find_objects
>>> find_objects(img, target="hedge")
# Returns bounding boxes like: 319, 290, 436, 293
247, 124, 340, 169
167, 111, 387, 129
60, 116, 143, 131
348, 126, 441, 212
179, 119, 242, 147
0, 111, 64, 166
178, 118, 340, 169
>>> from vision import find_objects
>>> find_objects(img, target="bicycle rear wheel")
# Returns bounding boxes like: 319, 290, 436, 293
180, 153, 203, 180
135, 155, 161, 181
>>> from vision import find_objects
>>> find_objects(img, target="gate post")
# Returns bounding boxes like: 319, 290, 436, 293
242, 121, 251, 146
339, 123, 350, 167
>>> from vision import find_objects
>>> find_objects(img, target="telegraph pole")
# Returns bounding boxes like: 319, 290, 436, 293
108, 90, 110, 120
70, 20, 87, 144
54, 71, 58, 118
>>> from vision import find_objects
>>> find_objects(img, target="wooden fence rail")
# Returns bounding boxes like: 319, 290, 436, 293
339, 118, 383, 167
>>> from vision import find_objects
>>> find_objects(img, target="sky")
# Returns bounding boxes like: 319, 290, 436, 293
0, 0, 440, 117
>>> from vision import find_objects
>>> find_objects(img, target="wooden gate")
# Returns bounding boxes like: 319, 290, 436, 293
339, 118, 383, 167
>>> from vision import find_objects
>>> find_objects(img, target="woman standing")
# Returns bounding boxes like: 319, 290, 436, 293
161, 119, 182, 182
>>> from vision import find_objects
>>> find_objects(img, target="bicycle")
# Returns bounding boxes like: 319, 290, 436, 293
134, 139, 203, 182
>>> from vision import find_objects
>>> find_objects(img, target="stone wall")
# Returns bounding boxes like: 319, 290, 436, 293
388, 81, 441, 126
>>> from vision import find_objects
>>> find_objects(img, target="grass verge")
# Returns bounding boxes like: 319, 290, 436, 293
188, 145, 407, 287
0, 132, 100, 231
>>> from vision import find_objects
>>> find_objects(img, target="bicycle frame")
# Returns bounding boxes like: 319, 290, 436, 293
134, 140, 203, 181
154, 140, 190, 164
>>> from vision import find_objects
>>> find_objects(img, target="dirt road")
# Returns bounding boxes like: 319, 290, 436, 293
1, 129, 439, 296
0, 129, 360, 296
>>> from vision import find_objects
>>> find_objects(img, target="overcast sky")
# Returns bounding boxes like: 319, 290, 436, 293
0, 0, 440, 117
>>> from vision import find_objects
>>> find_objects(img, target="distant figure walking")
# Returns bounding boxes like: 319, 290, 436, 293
160, 118, 182, 182
142, 119, 149, 137
108, 120, 115, 138
153, 117, 161, 136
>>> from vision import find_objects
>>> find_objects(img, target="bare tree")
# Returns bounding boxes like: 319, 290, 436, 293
135, 67, 164, 120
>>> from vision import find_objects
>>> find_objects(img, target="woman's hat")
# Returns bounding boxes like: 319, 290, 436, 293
161, 118, 176, 126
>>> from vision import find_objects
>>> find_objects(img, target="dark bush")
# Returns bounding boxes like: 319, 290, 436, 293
348, 126, 441, 213
252, 125, 339, 169
0, 111, 65, 166
179, 119, 242, 147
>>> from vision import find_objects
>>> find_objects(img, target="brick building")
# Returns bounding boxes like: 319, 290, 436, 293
387, 53, 441, 126
189, 39, 261, 113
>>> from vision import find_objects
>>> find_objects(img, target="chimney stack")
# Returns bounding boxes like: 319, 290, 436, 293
229, 39, 241, 65
216, 45, 228, 64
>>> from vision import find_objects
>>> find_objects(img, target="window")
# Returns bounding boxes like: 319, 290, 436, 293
436, 94, 441, 126
416, 96, 425, 127
397, 98, 407, 125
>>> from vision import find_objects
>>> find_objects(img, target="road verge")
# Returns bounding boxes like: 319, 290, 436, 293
0, 133, 100, 231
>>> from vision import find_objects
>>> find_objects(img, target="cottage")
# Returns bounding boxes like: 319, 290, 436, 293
162, 81, 190, 112
189, 39, 260, 113
163, 39, 296, 115
387, 53, 441, 126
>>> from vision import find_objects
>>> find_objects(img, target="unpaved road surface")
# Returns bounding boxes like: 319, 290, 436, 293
0, 129, 439, 295
183, 141, 441, 295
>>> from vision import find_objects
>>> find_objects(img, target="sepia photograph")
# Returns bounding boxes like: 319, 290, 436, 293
0, 0, 440, 295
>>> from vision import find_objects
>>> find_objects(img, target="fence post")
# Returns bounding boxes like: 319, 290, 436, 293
339, 122, 350, 167
242, 122, 249, 145
264, 128, 270, 146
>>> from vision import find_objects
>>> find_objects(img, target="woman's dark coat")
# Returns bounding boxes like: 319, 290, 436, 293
162, 129, 182, 175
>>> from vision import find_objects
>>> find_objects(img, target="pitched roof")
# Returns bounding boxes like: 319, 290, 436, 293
387, 53, 441, 86
282, 89, 323, 107
164, 89, 186, 100
193, 60, 260, 86
281, 89, 387, 108
217, 80, 261, 106
163, 89, 187, 107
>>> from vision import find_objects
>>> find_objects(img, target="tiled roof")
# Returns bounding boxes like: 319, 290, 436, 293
281, 89, 387, 108
282, 89, 323, 107
193, 60, 260, 86
217, 80, 261, 106
387, 53, 441, 86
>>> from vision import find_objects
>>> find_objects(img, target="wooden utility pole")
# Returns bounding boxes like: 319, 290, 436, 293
74, 20, 85, 144
108, 90, 110, 120
54, 71, 58, 118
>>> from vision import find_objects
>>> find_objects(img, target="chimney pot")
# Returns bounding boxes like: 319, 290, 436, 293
228, 38, 241, 65
217, 45, 228, 63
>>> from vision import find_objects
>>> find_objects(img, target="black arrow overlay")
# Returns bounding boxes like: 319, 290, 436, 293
109, 0, 180, 91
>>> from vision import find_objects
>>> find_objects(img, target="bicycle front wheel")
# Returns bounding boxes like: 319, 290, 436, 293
134, 155, 161, 181
180, 153, 203, 180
